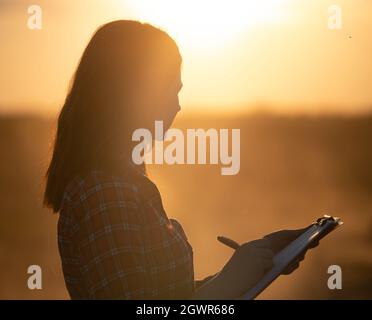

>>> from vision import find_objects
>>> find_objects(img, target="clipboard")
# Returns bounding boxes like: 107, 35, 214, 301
240, 215, 343, 300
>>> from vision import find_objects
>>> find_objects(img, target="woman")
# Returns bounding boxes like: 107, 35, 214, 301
44, 20, 312, 300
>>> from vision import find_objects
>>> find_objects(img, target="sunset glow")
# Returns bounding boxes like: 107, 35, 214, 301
127, 0, 287, 49
0, 0, 371, 114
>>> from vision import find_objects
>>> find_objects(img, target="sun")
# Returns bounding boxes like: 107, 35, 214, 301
127, 0, 288, 50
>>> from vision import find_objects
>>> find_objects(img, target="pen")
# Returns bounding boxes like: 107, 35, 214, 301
217, 236, 240, 250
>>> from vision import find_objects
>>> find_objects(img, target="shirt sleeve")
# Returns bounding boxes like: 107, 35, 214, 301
73, 177, 149, 299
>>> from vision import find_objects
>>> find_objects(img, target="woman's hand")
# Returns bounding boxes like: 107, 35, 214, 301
263, 228, 319, 275
217, 239, 274, 299
193, 230, 319, 300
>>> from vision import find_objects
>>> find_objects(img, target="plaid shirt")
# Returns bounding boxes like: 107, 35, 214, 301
58, 166, 198, 299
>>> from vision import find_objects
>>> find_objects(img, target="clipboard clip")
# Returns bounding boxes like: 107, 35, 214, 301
315, 215, 343, 226
240, 214, 343, 300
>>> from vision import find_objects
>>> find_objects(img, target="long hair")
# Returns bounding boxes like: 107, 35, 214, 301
44, 20, 181, 212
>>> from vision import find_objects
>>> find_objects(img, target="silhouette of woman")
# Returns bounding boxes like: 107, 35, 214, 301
44, 20, 313, 299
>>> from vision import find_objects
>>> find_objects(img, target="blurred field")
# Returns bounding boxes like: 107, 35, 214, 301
1, 112, 372, 299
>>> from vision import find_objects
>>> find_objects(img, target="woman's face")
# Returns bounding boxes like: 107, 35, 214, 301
136, 67, 183, 134
161, 69, 183, 132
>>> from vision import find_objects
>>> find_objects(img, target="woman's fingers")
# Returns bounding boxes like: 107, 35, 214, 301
251, 248, 274, 259
238, 240, 275, 272
264, 227, 315, 254
248, 238, 271, 248
252, 247, 274, 271
297, 252, 306, 261
260, 257, 274, 271
263, 230, 298, 253
238, 231, 319, 277
308, 240, 320, 248
283, 262, 300, 275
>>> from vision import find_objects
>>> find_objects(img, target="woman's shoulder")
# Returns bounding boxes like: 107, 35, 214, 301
61, 167, 158, 212
64, 170, 132, 203
59, 170, 145, 227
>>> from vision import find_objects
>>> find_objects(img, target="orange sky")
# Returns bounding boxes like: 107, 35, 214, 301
0, 0, 371, 115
